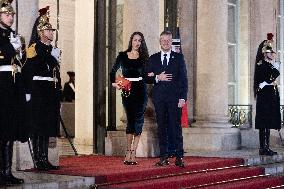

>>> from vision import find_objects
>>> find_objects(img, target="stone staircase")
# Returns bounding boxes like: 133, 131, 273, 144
7, 140, 284, 189
8, 172, 95, 189
245, 154, 284, 175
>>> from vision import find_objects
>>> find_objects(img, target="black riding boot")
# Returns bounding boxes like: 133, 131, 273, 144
42, 136, 59, 170
259, 129, 267, 155
1, 141, 24, 185
265, 129, 277, 155
33, 136, 48, 171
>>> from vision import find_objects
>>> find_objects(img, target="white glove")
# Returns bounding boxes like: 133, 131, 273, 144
51, 47, 61, 63
259, 81, 268, 89
10, 32, 22, 51
272, 61, 280, 70
25, 94, 31, 102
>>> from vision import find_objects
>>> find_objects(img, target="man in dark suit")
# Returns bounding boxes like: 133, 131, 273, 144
146, 31, 188, 167
63, 71, 75, 102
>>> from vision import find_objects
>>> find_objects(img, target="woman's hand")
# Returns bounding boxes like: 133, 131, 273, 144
112, 83, 121, 90
148, 72, 154, 77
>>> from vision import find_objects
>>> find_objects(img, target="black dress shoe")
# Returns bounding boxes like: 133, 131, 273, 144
155, 159, 169, 166
259, 148, 267, 155
130, 161, 138, 165
259, 148, 275, 156
175, 158, 185, 168
45, 161, 60, 170
123, 160, 132, 165
2, 174, 24, 185
267, 148, 277, 155
36, 160, 50, 171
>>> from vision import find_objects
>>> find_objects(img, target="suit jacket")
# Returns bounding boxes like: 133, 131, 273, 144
146, 51, 188, 102
63, 81, 75, 102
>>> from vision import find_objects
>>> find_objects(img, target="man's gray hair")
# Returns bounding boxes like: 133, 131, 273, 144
160, 31, 172, 36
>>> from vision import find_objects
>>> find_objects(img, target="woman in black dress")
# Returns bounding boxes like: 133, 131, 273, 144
254, 42, 281, 156
110, 32, 149, 165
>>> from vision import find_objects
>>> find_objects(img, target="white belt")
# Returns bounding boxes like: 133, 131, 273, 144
33, 76, 56, 82
125, 77, 143, 81
0, 65, 21, 73
259, 81, 274, 89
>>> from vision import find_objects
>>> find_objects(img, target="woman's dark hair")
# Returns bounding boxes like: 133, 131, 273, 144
126, 31, 149, 64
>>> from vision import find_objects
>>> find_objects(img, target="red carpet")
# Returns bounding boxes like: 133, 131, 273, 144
34, 155, 284, 189
48, 155, 243, 183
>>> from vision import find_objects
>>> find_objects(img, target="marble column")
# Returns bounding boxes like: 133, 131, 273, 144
105, 0, 164, 157
189, 0, 241, 151
179, 0, 197, 122
249, 0, 276, 104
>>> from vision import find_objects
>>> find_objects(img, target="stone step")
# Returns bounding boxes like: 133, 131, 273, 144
244, 154, 284, 166
259, 162, 284, 175
58, 137, 76, 156
6, 172, 95, 189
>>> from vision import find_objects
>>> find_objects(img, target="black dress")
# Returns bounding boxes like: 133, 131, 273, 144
0, 27, 28, 142
23, 41, 61, 137
110, 52, 147, 135
255, 59, 281, 130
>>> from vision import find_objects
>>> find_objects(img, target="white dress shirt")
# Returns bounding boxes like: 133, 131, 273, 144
160, 51, 171, 65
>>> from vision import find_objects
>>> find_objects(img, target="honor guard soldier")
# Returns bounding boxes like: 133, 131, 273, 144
254, 36, 281, 156
22, 8, 62, 171
0, 0, 26, 186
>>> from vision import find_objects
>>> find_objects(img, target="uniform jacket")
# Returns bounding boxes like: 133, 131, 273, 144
255, 59, 281, 130
0, 27, 27, 141
22, 41, 62, 137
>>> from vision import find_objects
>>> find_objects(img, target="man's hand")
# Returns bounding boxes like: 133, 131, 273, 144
178, 99, 185, 108
10, 32, 22, 51
51, 47, 62, 63
157, 71, 172, 81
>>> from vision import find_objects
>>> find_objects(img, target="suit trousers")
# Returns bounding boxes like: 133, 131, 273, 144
153, 100, 184, 158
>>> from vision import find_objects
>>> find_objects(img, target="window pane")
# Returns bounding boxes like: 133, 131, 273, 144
277, 17, 281, 51
228, 5, 236, 43
228, 45, 236, 82
228, 85, 236, 104
228, 0, 237, 5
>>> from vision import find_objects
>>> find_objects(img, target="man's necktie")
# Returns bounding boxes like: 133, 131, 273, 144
162, 54, 167, 66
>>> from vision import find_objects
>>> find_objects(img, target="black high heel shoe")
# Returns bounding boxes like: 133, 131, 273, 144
130, 150, 137, 165
123, 150, 132, 165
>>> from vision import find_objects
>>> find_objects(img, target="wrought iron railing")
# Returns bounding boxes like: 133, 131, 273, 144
229, 105, 284, 128
228, 105, 252, 128
280, 105, 284, 127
